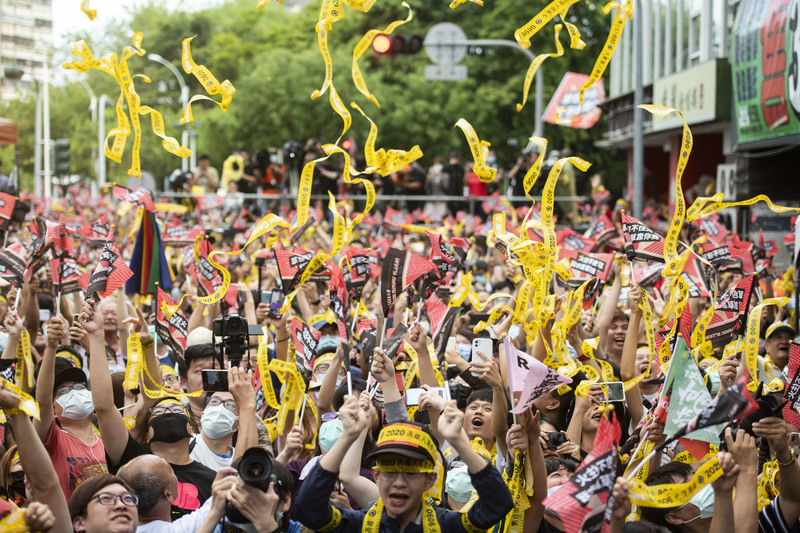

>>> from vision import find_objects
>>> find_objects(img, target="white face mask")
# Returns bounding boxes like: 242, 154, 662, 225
680, 484, 715, 523
56, 389, 94, 420
201, 404, 239, 439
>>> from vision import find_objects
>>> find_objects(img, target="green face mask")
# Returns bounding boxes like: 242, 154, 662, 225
319, 419, 343, 452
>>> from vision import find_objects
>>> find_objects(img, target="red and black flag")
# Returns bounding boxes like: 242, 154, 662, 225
113, 185, 156, 212
0, 243, 27, 287
679, 251, 712, 298
557, 227, 595, 253
383, 324, 408, 360
187, 238, 224, 298
344, 247, 371, 302
558, 250, 614, 285
329, 264, 349, 342
51, 257, 89, 294
432, 305, 461, 365
694, 216, 729, 244
162, 225, 202, 248
275, 247, 332, 295
358, 318, 378, 367
705, 275, 755, 349
384, 207, 409, 228
632, 262, 665, 288
380, 248, 435, 317
586, 212, 619, 251
543, 414, 621, 533
156, 286, 189, 359
0, 192, 16, 229
86, 229, 133, 300
291, 316, 321, 386
621, 212, 665, 263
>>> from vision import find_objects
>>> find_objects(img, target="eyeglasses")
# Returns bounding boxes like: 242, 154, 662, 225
207, 397, 238, 411
149, 404, 185, 416
92, 492, 139, 507
55, 383, 87, 397
163, 374, 179, 385
376, 470, 423, 481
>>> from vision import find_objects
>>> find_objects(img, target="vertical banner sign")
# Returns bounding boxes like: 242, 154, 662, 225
731, 0, 800, 145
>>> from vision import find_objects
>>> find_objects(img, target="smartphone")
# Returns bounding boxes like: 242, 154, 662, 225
268, 289, 285, 319
597, 381, 625, 403
446, 337, 456, 352
469, 312, 491, 326
202, 369, 229, 392
405, 387, 447, 406
261, 291, 272, 305
39, 309, 51, 322
471, 338, 493, 377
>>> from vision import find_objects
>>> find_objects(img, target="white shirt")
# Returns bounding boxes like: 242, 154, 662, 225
190, 434, 235, 471
136, 498, 213, 533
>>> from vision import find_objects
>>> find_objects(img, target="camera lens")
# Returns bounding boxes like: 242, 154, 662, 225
246, 463, 265, 478
227, 317, 244, 336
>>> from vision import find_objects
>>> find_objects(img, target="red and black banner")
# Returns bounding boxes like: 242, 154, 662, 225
0, 192, 16, 229
156, 286, 189, 359
543, 414, 621, 533
0, 243, 27, 287
557, 227, 595, 253
705, 275, 755, 349
679, 252, 712, 298
291, 316, 321, 386
329, 264, 349, 342
275, 247, 332, 295
87, 229, 133, 299
113, 185, 156, 212
163, 225, 203, 248
586, 212, 619, 251
51, 257, 89, 295
380, 248, 435, 317
622, 212, 665, 263
558, 250, 614, 284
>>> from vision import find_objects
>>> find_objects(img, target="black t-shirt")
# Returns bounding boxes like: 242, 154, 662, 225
107, 435, 216, 518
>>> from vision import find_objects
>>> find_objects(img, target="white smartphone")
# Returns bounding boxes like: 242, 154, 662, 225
405, 387, 447, 406
471, 338, 493, 376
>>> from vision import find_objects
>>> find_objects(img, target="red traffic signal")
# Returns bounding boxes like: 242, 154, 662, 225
372, 34, 423, 56
373, 34, 392, 54
342, 139, 352, 150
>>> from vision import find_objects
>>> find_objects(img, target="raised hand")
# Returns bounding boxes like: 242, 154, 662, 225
45, 316, 66, 348
438, 400, 467, 444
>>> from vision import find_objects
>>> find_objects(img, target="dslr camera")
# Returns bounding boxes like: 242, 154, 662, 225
213, 314, 250, 365
226, 447, 277, 524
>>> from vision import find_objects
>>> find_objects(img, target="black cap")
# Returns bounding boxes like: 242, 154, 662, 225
53, 357, 87, 393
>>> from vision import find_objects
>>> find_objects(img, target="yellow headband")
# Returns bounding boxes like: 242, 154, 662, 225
375, 456, 435, 474
376, 423, 437, 464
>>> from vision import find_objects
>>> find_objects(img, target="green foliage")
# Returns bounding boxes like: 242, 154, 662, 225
2, 0, 626, 195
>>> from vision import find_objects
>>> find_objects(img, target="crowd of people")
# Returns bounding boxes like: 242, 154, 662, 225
0, 165, 795, 533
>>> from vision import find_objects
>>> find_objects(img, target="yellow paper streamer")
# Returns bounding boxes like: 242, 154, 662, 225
454, 119, 498, 183
687, 193, 800, 221
124, 333, 142, 391
180, 37, 236, 124
352, 103, 423, 177
351, 2, 413, 108
13, 329, 32, 391
0, 377, 39, 420
80, 0, 97, 20
639, 104, 693, 277
744, 298, 789, 391
515, 0, 581, 49
311, 0, 345, 101
577, 1, 632, 108
628, 457, 723, 508
517, 25, 567, 112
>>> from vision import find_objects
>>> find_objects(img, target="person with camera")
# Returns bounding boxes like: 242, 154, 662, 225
295, 394, 513, 532
117, 455, 236, 532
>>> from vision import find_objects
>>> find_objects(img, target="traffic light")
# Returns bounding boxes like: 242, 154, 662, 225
372, 34, 423, 55
53, 139, 70, 175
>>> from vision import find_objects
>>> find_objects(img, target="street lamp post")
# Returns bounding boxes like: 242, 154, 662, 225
148, 54, 192, 172
97, 94, 113, 192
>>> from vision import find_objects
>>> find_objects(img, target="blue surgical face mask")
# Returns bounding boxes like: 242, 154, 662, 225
201, 404, 238, 439
474, 274, 487, 286
508, 324, 521, 339
171, 287, 181, 300
317, 335, 339, 354
458, 343, 471, 361
681, 484, 714, 522
319, 419, 343, 452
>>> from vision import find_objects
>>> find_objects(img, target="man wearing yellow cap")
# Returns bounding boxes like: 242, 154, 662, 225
296, 395, 513, 532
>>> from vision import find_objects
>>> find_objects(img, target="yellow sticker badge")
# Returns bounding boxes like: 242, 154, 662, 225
640, 104, 692, 277
180, 37, 236, 124
454, 119, 497, 183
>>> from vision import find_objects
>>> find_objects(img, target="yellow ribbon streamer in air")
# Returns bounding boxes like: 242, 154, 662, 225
63, 33, 191, 177
180, 37, 236, 124
80, 0, 97, 20
351, 2, 413, 108
517, 25, 567, 112
311, 0, 345, 101
745, 298, 789, 392
577, 1, 632, 108
522, 137, 548, 199
515, 0, 581, 49
450, 0, 484, 7
687, 194, 800, 221
352, 103, 423, 176
639, 104, 693, 277
454, 119, 497, 183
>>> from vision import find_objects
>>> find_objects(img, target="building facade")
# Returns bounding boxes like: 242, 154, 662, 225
0, 0, 52, 101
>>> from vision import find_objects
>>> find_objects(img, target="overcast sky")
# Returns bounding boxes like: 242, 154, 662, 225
52, 1, 224, 45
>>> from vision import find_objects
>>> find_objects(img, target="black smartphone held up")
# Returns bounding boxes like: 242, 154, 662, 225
268, 289, 285, 318
202, 369, 229, 392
